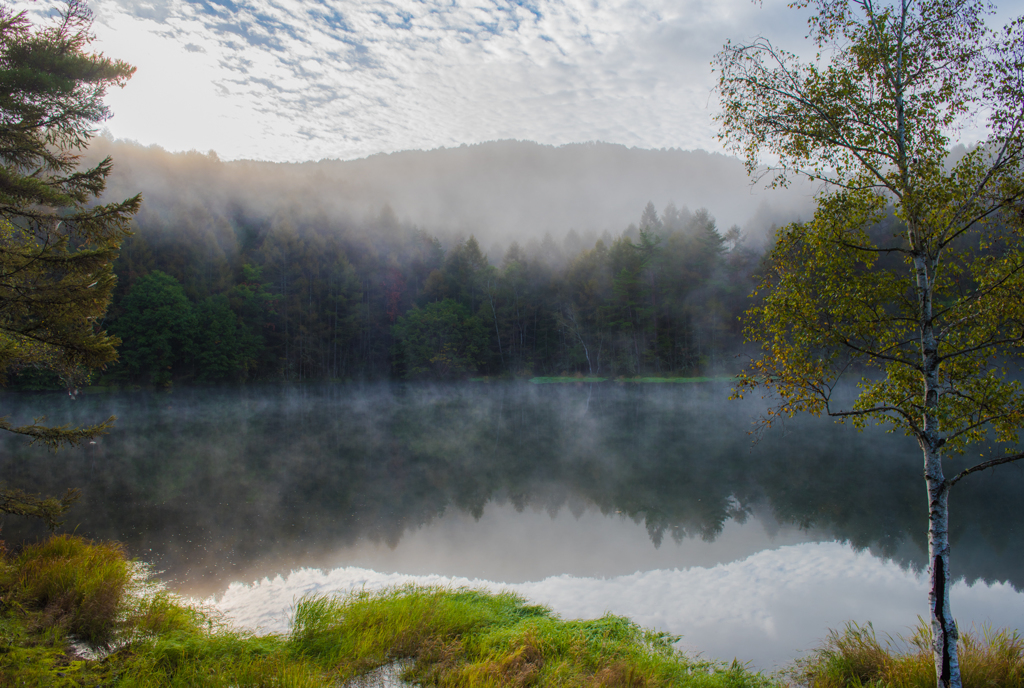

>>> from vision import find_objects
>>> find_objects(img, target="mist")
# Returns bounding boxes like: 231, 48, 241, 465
3, 381, 1021, 595
89, 137, 815, 250
4, 379, 1023, 669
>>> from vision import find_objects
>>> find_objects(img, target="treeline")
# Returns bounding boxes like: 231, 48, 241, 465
18, 200, 763, 386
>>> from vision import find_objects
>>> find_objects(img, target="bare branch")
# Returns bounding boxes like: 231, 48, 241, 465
947, 451, 1024, 489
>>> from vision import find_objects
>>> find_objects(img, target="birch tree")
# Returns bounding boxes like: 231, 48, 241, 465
715, 2, 1024, 687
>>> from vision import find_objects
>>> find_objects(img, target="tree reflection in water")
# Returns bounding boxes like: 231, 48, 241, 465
0, 382, 1019, 594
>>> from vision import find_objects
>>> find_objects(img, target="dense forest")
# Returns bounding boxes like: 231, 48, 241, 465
12, 141, 782, 387
101, 200, 758, 383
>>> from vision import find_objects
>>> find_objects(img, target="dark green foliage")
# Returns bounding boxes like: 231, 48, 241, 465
0, 0, 136, 219
557, 207, 743, 376
392, 299, 489, 378
110, 272, 196, 386
193, 295, 261, 383
424, 236, 489, 309
0, 1, 139, 395
4, 366, 65, 391
0, 0, 138, 399
0, 486, 79, 531
224, 264, 276, 378
98, 184, 756, 383
0, 0, 137, 531
255, 223, 364, 380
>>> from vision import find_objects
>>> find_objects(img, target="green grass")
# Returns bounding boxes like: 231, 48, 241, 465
0, 535, 778, 687
288, 586, 776, 687
529, 376, 609, 383
7, 536, 1022, 688
787, 621, 1024, 688
4, 535, 136, 646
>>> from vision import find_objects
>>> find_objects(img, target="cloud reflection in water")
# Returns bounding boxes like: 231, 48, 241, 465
2, 381, 1022, 668
215, 540, 1024, 671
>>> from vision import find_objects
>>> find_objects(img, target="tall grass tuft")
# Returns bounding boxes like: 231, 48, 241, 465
6, 534, 133, 646
289, 586, 539, 676
290, 585, 778, 687
789, 620, 1024, 688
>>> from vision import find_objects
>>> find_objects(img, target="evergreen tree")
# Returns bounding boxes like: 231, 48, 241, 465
0, 0, 138, 406
110, 271, 196, 386
639, 201, 662, 233
0, 0, 138, 527
194, 294, 256, 383
226, 264, 277, 378
391, 299, 488, 379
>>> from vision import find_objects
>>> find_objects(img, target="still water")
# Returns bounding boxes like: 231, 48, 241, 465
1, 382, 1022, 669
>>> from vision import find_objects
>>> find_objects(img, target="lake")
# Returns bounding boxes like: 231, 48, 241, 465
2, 382, 1022, 670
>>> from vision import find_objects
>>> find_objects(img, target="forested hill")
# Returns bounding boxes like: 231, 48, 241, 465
20, 140, 812, 386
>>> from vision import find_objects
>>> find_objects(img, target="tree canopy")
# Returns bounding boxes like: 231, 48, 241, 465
111, 271, 196, 386
717, 1, 1024, 686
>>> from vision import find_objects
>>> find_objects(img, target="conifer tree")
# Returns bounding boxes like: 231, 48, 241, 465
0, 0, 138, 525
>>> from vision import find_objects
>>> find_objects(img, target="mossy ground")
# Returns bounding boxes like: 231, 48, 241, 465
0, 535, 776, 687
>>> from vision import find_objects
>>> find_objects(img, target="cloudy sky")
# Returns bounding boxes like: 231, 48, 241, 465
22, 0, 1024, 162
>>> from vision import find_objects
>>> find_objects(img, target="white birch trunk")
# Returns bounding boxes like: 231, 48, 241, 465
918, 250, 962, 688
925, 445, 960, 688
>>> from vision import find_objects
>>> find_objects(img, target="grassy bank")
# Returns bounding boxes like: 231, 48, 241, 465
5, 536, 1022, 687
1, 535, 775, 687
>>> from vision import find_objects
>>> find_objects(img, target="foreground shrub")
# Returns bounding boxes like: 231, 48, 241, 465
789, 620, 1024, 688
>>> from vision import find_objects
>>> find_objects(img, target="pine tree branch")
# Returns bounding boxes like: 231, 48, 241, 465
0, 486, 79, 530
0, 414, 114, 449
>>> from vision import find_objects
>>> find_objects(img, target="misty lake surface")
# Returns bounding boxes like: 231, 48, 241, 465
2, 381, 1023, 669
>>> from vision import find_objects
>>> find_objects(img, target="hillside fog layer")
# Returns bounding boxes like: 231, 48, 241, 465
91, 138, 814, 247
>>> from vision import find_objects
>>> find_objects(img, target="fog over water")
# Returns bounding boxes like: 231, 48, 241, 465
2, 381, 1022, 668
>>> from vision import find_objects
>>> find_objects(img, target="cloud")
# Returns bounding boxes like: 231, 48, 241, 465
212, 541, 1024, 670
66, 0, 812, 161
